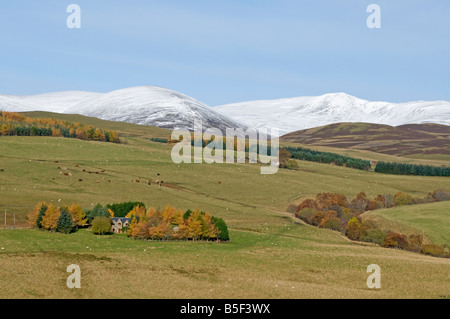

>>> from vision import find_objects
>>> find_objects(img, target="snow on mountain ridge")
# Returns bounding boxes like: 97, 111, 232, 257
64, 86, 246, 131
214, 93, 450, 135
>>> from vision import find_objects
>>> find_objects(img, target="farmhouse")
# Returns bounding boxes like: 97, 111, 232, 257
110, 217, 131, 234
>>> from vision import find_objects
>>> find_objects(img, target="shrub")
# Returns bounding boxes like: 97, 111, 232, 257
91, 217, 111, 235
311, 211, 325, 227
349, 192, 370, 214
345, 217, 364, 241
431, 189, 450, 202
285, 159, 299, 170
297, 199, 318, 211
407, 234, 423, 253
295, 208, 317, 224
361, 228, 386, 246
394, 192, 413, 206
322, 217, 341, 231
383, 232, 409, 249
421, 244, 445, 257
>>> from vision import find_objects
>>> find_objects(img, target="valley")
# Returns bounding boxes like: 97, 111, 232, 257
0, 115, 449, 298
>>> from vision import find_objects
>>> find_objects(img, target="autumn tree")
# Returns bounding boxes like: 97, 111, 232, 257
28, 201, 48, 228
345, 217, 364, 241
68, 204, 87, 227
41, 205, 61, 231
279, 149, 292, 168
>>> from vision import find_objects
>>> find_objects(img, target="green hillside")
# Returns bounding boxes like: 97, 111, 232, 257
361, 201, 450, 246
0, 116, 449, 298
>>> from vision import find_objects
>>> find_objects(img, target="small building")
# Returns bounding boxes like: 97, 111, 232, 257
111, 217, 131, 234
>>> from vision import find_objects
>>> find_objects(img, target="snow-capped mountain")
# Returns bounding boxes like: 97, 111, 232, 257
0, 91, 101, 113
0, 86, 245, 131
214, 93, 450, 135
64, 86, 245, 131
1, 88, 449, 135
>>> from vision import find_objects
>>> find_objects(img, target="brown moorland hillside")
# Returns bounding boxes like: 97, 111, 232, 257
281, 122, 450, 157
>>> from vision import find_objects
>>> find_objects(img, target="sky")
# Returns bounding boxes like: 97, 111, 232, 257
0, 0, 449, 106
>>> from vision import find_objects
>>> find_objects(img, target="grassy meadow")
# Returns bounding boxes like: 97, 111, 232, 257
0, 116, 449, 298
361, 201, 450, 246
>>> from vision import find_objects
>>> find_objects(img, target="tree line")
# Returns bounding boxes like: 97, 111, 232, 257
282, 146, 371, 171
374, 161, 450, 177
0, 111, 119, 143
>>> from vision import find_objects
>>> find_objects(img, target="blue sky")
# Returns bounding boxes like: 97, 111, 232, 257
0, 0, 449, 105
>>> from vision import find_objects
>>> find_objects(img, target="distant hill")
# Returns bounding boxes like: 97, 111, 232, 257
281, 122, 450, 156
215, 92, 450, 135
0, 86, 246, 132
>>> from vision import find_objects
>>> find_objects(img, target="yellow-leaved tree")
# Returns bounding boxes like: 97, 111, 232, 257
41, 205, 61, 231
68, 204, 87, 227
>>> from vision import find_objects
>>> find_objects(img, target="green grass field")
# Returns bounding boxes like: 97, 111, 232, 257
361, 201, 450, 246
0, 117, 449, 298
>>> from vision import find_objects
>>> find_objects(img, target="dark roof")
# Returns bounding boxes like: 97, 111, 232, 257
111, 217, 131, 222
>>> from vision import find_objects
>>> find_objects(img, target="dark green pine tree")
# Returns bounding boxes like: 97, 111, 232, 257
57, 208, 75, 234
36, 204, 48, 228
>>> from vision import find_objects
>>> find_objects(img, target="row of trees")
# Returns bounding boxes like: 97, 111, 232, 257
0, 111, 119, 143
28, 202, 87, 234
282, 146, 371, 171
28, 201, 230, 241
374, 161, 450, 177
125, 205, 229, 241
294, 189, 450, 257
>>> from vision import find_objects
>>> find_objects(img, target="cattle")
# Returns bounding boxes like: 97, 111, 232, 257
75, 164, 79, 167
78, 179, 83, 182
